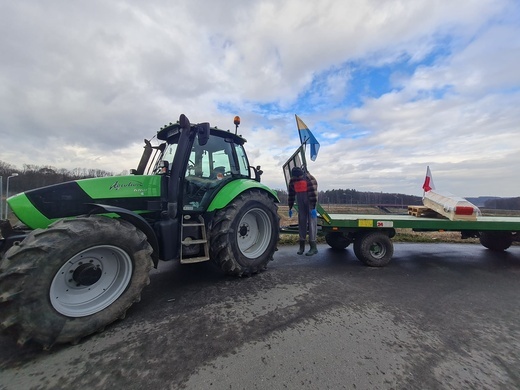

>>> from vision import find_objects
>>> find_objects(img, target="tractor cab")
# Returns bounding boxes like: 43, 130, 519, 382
127, 115, 276, 265
181, 129, 252, 211
132, 118, 259, 213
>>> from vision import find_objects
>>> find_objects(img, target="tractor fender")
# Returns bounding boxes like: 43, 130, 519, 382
88, 203, 160, 267
206, 180, 279, 212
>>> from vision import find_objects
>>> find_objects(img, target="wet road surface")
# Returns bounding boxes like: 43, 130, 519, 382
1, 243, 520, 389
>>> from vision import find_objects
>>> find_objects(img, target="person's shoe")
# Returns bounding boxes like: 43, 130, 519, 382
305, 241, 318, 256
297, 240, 305, 255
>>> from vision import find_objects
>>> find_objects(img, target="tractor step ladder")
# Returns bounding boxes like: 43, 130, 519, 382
180, 215, 210, 264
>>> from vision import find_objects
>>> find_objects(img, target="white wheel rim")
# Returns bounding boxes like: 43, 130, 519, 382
237, 208, 272, 259
50, 245, 133, 317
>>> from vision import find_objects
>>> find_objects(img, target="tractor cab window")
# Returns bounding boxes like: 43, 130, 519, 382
152, 143, 177, 174
161, 143, 177, 169
141, 137, 179, 176
234, 144, 250, 177
183, 135, 244, 210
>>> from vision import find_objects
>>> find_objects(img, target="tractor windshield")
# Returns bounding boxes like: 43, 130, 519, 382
183, 134, 249, 210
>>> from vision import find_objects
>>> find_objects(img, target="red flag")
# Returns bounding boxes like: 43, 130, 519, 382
422, 166, 435, 192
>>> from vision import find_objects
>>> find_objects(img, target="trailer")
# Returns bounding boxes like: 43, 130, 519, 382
317, 212, 520, 266
282, 146, 520, 266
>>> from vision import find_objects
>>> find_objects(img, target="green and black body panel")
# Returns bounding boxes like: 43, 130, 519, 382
7, 175, 164, 229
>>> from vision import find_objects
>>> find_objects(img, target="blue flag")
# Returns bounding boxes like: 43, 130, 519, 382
295, 115, 320, 161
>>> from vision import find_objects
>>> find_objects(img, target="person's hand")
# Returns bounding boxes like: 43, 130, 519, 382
311, 209, 317, 218
289, 209, 293, 218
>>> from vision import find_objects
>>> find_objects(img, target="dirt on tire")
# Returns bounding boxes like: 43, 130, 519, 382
0, 216, 153, 348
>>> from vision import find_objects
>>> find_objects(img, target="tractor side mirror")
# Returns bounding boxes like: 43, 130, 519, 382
250, 165, 263, 182
197, 122, 210, 146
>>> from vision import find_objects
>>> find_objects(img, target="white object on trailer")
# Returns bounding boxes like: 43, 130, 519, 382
423, 189, 481, 221
421, 166, 481, 221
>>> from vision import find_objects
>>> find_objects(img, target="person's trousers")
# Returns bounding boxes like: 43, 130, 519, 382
298, 208, 317, 242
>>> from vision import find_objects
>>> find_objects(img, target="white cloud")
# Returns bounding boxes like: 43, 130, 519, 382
0, 0, 519, 198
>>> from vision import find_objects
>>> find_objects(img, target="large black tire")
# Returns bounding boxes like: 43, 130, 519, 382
353, 231, 393, 267
209, 189, 279, 276
325, 232, 352, 250
0, 216, 153, 348
479, 231, 513, 251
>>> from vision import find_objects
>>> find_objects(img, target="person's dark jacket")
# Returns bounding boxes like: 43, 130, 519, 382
288, 172, 318, 210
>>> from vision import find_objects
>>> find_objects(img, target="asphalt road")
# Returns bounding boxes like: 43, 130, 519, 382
1, 243, 520, 390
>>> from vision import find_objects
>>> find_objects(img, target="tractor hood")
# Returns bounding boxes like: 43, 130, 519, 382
7, 175, 162, 229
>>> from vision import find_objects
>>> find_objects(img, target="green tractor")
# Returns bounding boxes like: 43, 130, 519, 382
0, 114, 279, 348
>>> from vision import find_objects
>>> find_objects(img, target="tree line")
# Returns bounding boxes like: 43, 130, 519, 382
1, 160, 518, 209
275, 188, 422, 207
485, 197, 520, 210
0, 160, 115, 194
0, 160, 421, 206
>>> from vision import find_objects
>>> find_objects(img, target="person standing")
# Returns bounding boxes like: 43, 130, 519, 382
288, 166, 318, 256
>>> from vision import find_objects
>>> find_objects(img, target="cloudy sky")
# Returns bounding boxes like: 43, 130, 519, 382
1, 0, 519, 197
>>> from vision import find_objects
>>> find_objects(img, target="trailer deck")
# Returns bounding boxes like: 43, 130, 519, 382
322, 213, 520, 232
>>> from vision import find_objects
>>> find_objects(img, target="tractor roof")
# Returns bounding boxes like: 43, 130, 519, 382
156, 122, 247, 145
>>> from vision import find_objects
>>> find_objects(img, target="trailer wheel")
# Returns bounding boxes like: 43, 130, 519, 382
210, 189, 279, 276
325, 232, 352, 250
353, 231, 393, 267
479, 231, 513, 251
0, 216, 153, 348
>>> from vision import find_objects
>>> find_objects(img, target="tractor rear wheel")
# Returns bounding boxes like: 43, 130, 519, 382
0, 216, 153, 348
209, 190, 279, 276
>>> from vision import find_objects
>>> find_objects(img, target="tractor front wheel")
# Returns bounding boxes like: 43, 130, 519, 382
0, 216, 153, 348
209, 190, 279, 276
